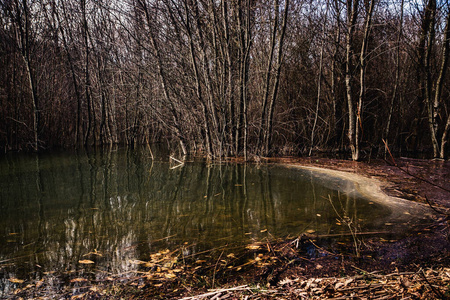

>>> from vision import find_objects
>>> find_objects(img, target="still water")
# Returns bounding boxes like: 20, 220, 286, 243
0, 147, 428, 291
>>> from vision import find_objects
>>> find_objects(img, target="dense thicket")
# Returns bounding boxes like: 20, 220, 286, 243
1, 0, 449, 159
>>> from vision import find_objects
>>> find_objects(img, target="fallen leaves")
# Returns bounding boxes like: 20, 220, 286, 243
266, 267, 450, 300
9, 278, 24, 284
246, 244, 261, 250
70, 278, 88, 283
78, 259, 95, 264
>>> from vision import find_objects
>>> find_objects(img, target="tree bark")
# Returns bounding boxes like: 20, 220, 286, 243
81, 0, 95, 147
384, 0, 404, 150
264, 0, 289, 156
355, 0, 375, 160
14, 0, 40, 151
310, 2, 328, 156
257, 0, 279, 155
423, 0, 437, 157
55, 0, 84, 146
345, 0, 359, 160
437, 7, 450, 158
183, 0, 213, 158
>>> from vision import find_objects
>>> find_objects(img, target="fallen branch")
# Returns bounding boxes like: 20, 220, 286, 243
170, 155, 185, 165
170, 155, 185, 169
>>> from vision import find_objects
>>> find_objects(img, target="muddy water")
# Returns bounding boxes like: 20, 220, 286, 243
0, 148, 430, 293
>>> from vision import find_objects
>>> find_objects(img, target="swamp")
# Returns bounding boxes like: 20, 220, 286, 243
1, 148, 449, 299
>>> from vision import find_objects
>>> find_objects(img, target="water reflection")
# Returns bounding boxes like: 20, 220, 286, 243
0, 147, 410, 292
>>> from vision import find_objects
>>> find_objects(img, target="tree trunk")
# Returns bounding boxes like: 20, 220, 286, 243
384, 0, 404, 151
355, 0, 375, 160
264, 0, 289, 156
423, 0, 438, 157
55, 0, 84, 146
257, 0, 279, 155
15, 0, 40, 151
183, 0, 213, 158
436, 8, 450, 158
345, 0, 359, 160
234, 0, 251, 158
81, 0, 94, 147
310, 2, 328, 156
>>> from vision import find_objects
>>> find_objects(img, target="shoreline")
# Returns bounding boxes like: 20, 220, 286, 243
287, 164, 435, 222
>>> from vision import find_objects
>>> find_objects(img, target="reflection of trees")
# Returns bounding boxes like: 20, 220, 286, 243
0, 150, 389, 285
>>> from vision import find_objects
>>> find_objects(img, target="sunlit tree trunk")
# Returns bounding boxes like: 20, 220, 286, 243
436, 8, 450, 158
423, 0, 437, 157
344, 0, 359, 160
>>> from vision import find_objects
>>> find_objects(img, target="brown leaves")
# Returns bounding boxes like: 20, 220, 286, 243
268, 267, 450, 299
246, 243, 261, 250
78, 259, 95, 264
9, 278, 24, 284
70, 278, 88, 283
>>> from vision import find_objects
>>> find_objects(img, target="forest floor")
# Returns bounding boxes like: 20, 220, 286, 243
8, 157, 450, 299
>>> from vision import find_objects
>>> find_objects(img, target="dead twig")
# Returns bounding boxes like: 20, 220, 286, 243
212, 249, 225, 289
170, 155, 185, 169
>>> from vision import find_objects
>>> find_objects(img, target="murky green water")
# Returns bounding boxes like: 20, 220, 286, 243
0, 147, 428, 293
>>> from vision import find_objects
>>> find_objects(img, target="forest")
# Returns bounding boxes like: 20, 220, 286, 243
0, 0, 449, 160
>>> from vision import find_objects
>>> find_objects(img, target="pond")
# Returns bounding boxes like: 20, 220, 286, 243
0, 147, 431, 295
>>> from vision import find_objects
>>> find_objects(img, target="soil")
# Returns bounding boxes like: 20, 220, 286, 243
6, 157, 450, 299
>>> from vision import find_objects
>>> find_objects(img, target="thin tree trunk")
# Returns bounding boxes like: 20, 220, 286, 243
194, 1, 220, 154
423, 0, 438, 157
437, 8, 450, 158
24, 51, 39, 151
55, 0, 83, 146
355, 0, 375, 160
257, 0, 279, 155
222, 1, 235, 156
441, 115, 450, 158
345, 0, 359, 161
235, 0, 251, 157
331, 0, 342, 150
15, 0, 39, 151
183, 0, 213, 158
264, 0, 289, 156
242, 0, 251, 161
310, 2, 328, 156
81, 0, 94, 146
385, 0, 404, 151
235, 0, 243, 155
